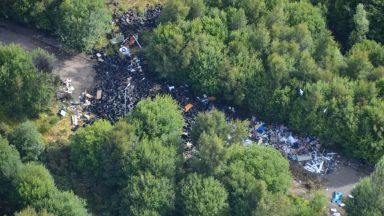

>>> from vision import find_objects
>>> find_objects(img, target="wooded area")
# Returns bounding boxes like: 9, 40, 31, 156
1, 0, 384, 215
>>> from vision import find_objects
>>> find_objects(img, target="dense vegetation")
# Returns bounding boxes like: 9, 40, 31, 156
346, 156, 384, 215
145, 0, 384, 164
0, 44, 56, 119
0, 0, 111, 51
0, 95, 326, 215
1, 0, 384, 215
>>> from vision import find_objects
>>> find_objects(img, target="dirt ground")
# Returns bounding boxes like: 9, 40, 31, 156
0, 19, 95, 101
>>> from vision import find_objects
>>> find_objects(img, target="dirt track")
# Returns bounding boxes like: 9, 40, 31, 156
0, 19, 95, 101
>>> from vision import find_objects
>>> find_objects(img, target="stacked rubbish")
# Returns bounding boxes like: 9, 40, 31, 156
115, 5, 162, 34
249, 118, 338, 175
89, 53, 160, 122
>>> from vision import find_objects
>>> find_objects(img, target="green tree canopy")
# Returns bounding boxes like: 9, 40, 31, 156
70, 120, 113, 177
119, 172, 175, 216
15, 207, 53, 216
56, 0, 111, 51
226, 145, 291, 194
8, 121, 45, 162
347, 156, 384, 215
128, 95, 184, 145
0, 44, 55, 118
14, 163, 56, 207
349, 4, 369, 46
180, 173, 228, 216
40, 191, 89, 216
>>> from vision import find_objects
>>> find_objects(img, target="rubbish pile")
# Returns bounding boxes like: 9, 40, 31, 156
57, 85, 95, 131
330, 192, 354, 215
89, 53, 160, 122
115, 5, 162, 34
249, 118, 338, 175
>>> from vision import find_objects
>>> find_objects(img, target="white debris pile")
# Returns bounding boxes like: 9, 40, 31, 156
249, 117, 338, 175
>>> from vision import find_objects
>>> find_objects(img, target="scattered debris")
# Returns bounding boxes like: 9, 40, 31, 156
184, 103, 193, 112
59, 109, 66, 117
250, 119, 338, 175
331, 192, 343, 205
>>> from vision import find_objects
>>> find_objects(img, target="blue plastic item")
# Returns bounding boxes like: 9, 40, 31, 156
331, 192, 343, 204
256, 123, 265, 133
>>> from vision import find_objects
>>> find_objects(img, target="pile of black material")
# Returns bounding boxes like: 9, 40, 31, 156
115, 4, 162, 35
89, 54, 160, 122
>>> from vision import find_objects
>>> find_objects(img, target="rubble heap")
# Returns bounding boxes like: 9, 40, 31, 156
249, 119, 338, 175
115, 4, 162, 34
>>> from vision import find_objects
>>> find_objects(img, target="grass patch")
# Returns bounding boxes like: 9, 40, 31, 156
35, 103, 72, 145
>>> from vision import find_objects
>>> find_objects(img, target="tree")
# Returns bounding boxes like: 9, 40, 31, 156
31, 49, 56, 73
187, 0, 206, 20
180, 173, 228, 216
15, 207, 53, 216
0, 44, 55, 118
346, 156, 384, 215
14, 163, 57, 207
2, 0, 56, 30
159, 0, 190, 23
0, 136, 22, 212
191, 110, 248, 145
0, 135, 22, 183
99, 120, 136, 187
222, 162, 268, 215
8, 121, 45, 162
119, 172, 175, 216
285, 2, 326, 38
41, 191, 89, 216
70, 120, 113, 177
349, 4, 369, 47
227, 7, 247, 31
56, 0, 111, 51
191, 133, 228, 176
124, 138, 178, 179
226, 145, 291, 194
128, 95, 184, 145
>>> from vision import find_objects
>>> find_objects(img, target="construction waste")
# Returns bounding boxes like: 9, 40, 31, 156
249, 119, 338, 175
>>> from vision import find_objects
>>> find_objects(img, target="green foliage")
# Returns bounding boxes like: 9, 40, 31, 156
191, 132, 228, 176
0, 136, 22, 181
226, 145, 291, 194
14, 163, 56, 207
285, 2, 326, 38
180, 173, 228, 216
349, 4, 369, 47
222, 162, 268, 215
31, 48, 56, 73
159, 0, 190, 23
186, 0, 206, 20
2, 0, 56, 30
0, 44, 55, 118
124, 138, 178, 179
40, 191, 89, 216
255, 192, 327, 216
325, 0, 384, 47
191, 110, 248, 145
119, 172, 175, 216
128, 95, 184, 144
347, 156, 384, 215
0, 136, 22, 205
70, 120, 113, 177
15, 207, 53, 216
9, 121, 45, 162
57, 0, 112, 51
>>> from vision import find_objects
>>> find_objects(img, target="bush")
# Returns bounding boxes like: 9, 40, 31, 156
9, 121, 45, 162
